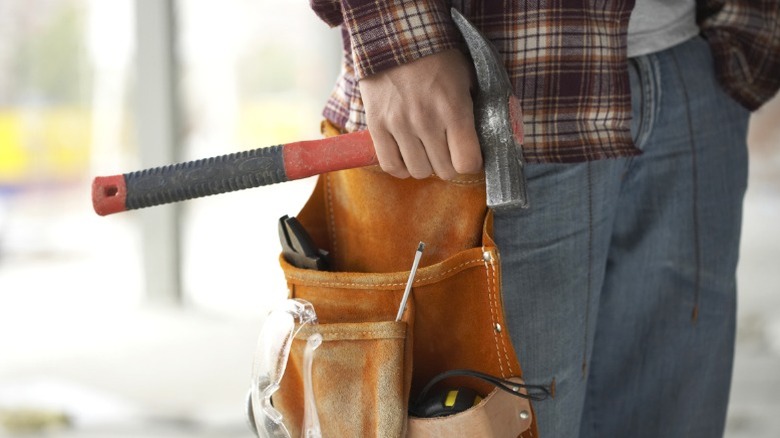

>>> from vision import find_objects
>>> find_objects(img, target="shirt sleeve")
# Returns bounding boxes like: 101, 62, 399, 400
309, 0, 344, 28
698, 0, 780, 110
311, 0, 461, 79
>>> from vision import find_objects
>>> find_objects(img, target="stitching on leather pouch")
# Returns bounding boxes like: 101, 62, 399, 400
489, 250, 514, 376
428, 174, 485, 185
448, 177, 485, 185
285, 259, 485, 288
483, 246, 506, 377
316, 330, 405, 339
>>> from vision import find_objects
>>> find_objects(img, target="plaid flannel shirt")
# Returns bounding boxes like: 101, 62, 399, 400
310, 0, 780, 163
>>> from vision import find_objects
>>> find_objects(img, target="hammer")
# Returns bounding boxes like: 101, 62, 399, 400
91, 9, 528, 216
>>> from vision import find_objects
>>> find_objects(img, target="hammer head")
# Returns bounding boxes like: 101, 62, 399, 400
451, 8, 529, 211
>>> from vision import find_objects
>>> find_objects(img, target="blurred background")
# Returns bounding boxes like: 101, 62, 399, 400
0, 1, 777, 437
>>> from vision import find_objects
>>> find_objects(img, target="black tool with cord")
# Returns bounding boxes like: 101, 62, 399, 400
409, 369, 552, 418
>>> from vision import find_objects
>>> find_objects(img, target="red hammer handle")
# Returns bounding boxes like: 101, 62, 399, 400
283, 130, 377, 180
91, 130, 377, 216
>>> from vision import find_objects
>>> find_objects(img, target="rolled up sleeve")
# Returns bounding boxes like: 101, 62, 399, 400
340, 0, 460, 78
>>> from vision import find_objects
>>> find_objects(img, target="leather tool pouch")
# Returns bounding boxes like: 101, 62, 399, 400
273, 122, 539, 437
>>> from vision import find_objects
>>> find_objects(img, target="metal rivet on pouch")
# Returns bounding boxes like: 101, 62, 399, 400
519, 410, 530, 420
483, 251, 492, 262
494, 323, 502, 332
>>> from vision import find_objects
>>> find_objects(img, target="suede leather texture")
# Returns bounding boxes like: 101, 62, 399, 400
276, 320, 411, 438
296, 166, 489, 273
274, 121, 538, 437
407, 377, 533, 436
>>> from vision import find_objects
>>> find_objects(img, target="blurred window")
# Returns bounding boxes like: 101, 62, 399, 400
176, 0, 340, 315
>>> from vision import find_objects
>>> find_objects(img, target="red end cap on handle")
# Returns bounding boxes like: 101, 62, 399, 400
92, 174, 128, 216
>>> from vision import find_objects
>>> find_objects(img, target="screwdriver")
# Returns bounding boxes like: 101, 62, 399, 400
395, 242, 425, 321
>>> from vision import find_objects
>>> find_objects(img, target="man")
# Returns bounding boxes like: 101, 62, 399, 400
309, 1, 780, 436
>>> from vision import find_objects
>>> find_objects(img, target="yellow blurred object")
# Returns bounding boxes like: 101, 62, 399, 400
0, 112, 28, 182
0, 408, 71, 434
0, 108, 91, 185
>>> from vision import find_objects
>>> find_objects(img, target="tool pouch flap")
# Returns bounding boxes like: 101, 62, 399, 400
274, 121, 538, 438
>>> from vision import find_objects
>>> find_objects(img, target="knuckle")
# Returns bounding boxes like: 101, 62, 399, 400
429, 157, 458, 181
441, 97, 474, 121
407, 165, 432, 179
409, 107, 435, 127
386, 111, 406, 128
436, 168, 458, 180
453, 156, 483, 174
380, 162, 409, 178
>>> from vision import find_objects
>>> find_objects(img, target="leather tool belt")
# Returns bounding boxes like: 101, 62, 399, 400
273, 121, 540, 437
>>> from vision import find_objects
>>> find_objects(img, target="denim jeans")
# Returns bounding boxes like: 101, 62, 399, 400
494, 36, 750, 438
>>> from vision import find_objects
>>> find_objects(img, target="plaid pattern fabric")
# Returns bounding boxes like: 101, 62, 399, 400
313, 0, 780, 163
479, 1, 637, 162
342, 0, 459, 78
698, 0, 780, 111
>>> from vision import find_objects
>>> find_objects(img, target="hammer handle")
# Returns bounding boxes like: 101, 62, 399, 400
92, 130, 376, 216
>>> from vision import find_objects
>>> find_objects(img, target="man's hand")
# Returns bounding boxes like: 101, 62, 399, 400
358, 49, 482, 180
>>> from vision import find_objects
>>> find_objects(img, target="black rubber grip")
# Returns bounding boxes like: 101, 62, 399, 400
124, 145, 286, 210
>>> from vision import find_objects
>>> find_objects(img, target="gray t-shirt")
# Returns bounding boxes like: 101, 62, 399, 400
627, 0, 700, 57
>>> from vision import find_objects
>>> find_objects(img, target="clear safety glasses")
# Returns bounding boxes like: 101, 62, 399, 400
247, 299, 320, 438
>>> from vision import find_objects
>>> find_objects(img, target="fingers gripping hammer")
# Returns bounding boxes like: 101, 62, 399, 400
91, 9, 528, 216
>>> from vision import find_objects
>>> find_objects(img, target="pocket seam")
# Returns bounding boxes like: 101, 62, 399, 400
284, 258, 485, 289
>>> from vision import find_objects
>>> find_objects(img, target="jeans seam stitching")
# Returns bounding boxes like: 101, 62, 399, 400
670, 51, 702, 322
582, 161, 594, 377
